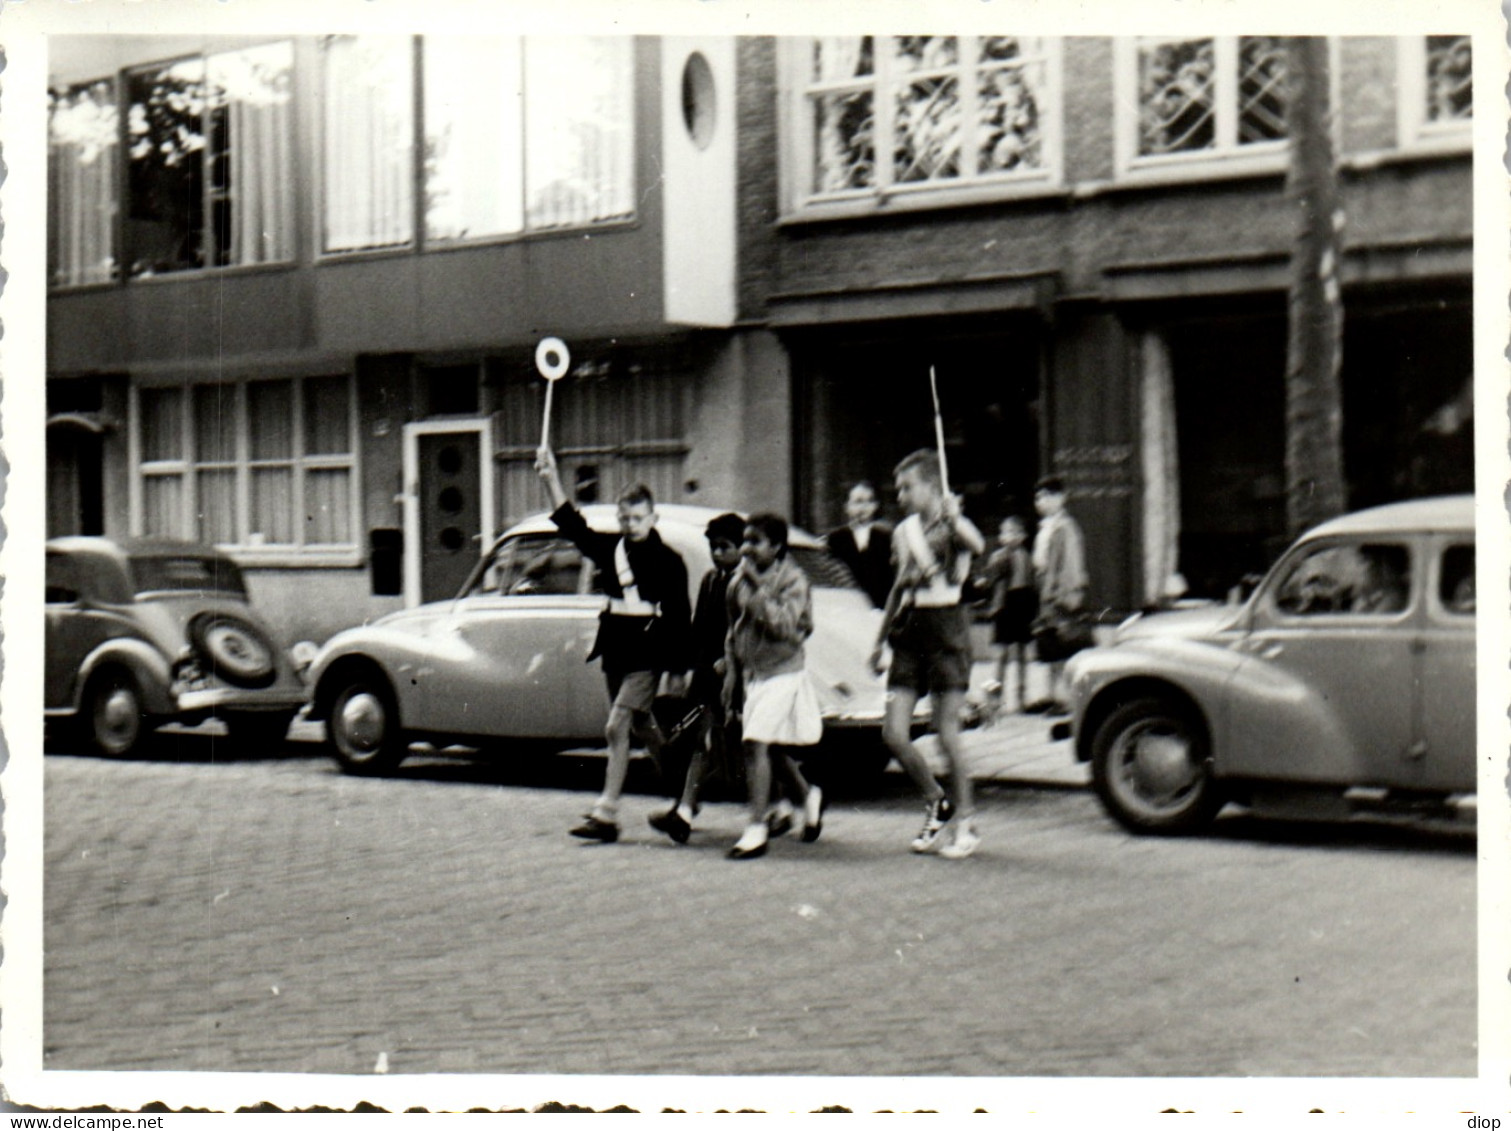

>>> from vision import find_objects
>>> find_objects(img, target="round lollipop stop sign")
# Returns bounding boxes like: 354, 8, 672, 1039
535, 337, 571, 450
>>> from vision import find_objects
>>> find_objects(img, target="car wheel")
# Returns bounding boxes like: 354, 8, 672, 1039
188, 612, 278, 690
84, 668, 151, 758
220, 709, 296, 756
326, 677, 407, 775
1090, 695, 1224, 835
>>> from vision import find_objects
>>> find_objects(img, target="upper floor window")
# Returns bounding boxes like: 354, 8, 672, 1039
125, 42, 295, 277
1117, 36, 1287, 175
321, 34, 635, 254
783, 36, 1060, 216
49, 79, 120, 287
1398, 36, 1471, 151
132, 374, 358, 557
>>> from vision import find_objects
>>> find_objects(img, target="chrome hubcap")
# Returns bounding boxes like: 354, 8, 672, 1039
99, 687, 139, 741
1118, 724, 1198, 805
337, 692, 386, 753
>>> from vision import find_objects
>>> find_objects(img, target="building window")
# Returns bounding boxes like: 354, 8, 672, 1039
1398, 35, 1472, 150
48, 79, 120, 286
133, 375, 358, 555
322, 35, 635, 252
124, 42, 295, 277
1117, 36, 1287, 174
783, 36, 1060, 215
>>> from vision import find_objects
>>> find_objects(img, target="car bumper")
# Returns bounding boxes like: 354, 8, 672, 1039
174, 686, 305, 714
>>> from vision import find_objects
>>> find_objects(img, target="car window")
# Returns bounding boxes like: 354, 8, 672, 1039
1272, 541, 1411, 617
46, 552, 81, 604
483, 536, 590, 597
131, 555, 248, 597
789, 545, 863, 591
1439, 543, 1475, 615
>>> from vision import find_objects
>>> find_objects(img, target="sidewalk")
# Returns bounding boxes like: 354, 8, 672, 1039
287, 658, 1087, 790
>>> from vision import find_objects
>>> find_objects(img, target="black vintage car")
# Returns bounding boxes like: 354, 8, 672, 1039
45, 537, 311, 757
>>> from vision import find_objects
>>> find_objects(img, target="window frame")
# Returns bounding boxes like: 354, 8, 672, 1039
126, 374, 362, 567
1113, 35, 1294, 182
1261, 537, 1416, 624
778, 35, 1064, 222
47, 74, 124, 291
1396, 35, 1473, 154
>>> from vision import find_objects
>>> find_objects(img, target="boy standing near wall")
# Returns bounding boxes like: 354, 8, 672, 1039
870, 450, 987, 858
537, 445, 692, 842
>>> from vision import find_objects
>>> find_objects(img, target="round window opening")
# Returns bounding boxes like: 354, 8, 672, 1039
681, 52, 716, 150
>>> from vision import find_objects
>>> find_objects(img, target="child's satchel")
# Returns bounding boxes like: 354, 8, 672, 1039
1031, 607, 1094, 662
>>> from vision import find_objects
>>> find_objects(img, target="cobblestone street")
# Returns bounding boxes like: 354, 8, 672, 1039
42, 745, 1476, 1082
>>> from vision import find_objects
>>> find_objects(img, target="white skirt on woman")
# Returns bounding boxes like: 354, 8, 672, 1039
741, 669, 823, 746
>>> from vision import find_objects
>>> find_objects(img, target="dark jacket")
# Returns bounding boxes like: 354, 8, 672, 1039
826, 522, 894, 608
550, 502, 692, 676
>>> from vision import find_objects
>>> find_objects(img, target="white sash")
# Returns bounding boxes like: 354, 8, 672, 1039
897, 515, 966, 607
609, 539, 658, 617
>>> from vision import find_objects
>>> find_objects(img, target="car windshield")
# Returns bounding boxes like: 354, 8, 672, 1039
789, 545, 863, 591
472, 535, 591, 597
1272, 542, 1410, 616
130, 555, 248, 597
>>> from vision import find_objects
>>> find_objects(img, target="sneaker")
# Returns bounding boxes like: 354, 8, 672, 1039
648, 808, 692, 845
800, 784, 824, 843
938, 819, 981, 859
569, 815, 620, 842
910, 797, 955, 853
727, 824, 769, 860
766, 801, 795, 839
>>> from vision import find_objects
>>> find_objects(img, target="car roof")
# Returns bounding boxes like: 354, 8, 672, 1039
1300, 495, 1475, 540
47, 535, 231, 561
501, 505, 825, 549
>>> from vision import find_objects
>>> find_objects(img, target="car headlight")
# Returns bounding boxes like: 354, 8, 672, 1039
290, 640, 319, 674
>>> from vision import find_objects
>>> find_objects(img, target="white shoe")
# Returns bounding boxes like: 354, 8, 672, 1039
938, 819, 981, 859
801, 784, 823, 843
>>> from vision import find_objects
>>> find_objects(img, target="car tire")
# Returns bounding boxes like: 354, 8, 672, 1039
83, 668, 152, 758
326, 677, 407, 775
220, 709, 296, 756
1090, 695, 1224, 835
187, 612, 278, 690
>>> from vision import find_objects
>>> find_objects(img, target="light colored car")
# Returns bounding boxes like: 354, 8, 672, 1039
1054, 496, 1475, 834
306, 505, 895, 775
45, 537, 311, 757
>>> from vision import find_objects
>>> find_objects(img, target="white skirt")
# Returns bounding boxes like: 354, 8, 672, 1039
741, 670, 823, 746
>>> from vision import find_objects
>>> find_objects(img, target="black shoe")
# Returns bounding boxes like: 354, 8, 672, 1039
648, 808, 692, 845
570, 816, 620, 842
727, 839, 768, 860
766, 809, 794, 839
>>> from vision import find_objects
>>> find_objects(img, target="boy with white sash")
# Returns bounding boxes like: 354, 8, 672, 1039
870, 450, 986, 857
537, 444, 692, 842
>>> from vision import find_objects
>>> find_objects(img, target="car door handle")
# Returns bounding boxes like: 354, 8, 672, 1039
1258, 642, 1284, 660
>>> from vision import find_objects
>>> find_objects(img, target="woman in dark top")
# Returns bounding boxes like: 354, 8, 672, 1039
825, 481, 894, 609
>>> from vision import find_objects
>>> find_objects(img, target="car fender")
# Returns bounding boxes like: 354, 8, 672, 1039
306, 617, 452, 720
75, 637, 176, 716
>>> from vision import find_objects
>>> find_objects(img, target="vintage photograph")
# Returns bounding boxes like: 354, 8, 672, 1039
4, 0, 1506, 1115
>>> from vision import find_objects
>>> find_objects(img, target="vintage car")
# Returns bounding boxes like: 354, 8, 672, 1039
306, 505, 897, 776
1053, 496, 1475, 834
45, 537, 312, 757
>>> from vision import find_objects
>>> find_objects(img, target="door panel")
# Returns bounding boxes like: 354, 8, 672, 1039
1417, 541, 1475, 791
418, 431, 483, 605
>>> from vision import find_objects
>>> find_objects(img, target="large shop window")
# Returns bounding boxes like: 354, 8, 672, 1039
48, 80, 121, 287
123, 42, 295, 277
1117, 36, 1287, 174
1398, 36, 1472, 150
784, 36, 1060, 215
133, 376, 358, 556
321, 35, 634, 252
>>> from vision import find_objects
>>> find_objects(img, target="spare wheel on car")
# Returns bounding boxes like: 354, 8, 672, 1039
188, 611, 278, 689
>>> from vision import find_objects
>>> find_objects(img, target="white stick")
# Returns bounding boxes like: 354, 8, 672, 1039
929, 365, 951, 497
540, 379, 555, 452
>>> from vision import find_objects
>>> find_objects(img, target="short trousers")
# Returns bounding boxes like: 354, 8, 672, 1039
741, 670, 823, 747
887, 604, 972, 695
605, 669, 659, 715
993, 587, 1039, 646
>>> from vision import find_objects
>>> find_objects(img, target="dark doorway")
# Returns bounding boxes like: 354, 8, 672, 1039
47, 423, 105, 539
793, 320, 1043, 534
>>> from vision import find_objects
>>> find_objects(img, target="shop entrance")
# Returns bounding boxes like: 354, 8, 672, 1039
793, 321, 1042, 534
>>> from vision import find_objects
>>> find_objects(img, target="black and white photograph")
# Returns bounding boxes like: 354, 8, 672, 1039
2, 0, 1507, 1116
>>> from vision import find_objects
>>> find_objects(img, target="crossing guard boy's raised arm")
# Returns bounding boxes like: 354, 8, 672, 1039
536, 444, 692, 843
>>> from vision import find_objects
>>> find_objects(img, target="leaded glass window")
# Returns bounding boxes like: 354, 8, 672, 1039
1424, 36, 1471, 124
1134, 36, 1286, 161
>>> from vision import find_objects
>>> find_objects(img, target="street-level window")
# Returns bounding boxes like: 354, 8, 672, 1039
422, 36, 634, 242
133, 375, 358, 556
783, 36, 1060, 215
123, 42, 295, 277
1398, 36, 1472, 151
48, 79, 120, 287
1116, 36, 1287, 174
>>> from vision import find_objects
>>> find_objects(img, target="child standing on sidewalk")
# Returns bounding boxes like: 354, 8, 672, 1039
976, 514, 1037, 720
870, 450, 987, 858
723, 513, 825, 860
648, 512, 746, 844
